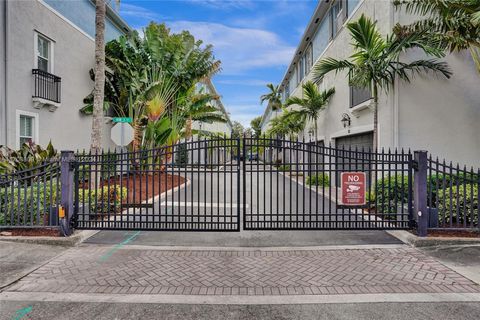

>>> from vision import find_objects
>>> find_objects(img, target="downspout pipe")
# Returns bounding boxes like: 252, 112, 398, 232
2, 0, 8, 146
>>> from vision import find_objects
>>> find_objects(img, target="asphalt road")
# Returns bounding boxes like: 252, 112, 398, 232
79, 161, 392, 231
1, 301, 479, 320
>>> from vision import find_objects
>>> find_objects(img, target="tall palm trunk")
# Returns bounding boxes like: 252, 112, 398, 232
132, 117, 143, 152
90, 0, 106, 154
470, 46, 480, 74
90, 0, 106, 190
185, 117, 193, 138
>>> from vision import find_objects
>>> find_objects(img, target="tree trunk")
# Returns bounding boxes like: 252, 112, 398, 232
372, 84, 379, 151
90, 0, 106, 154
132, 117, 143, 152
185, 117, 193, 138
90, 0, 106, 190
470, 46, 480, 74
314, 121, 318, 144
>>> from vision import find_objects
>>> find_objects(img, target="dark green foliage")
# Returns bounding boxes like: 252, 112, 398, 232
78, 186, 127, 214
175, 143, 189, 167
437, 184, 478, 226
306, 173, 330, 187
0, 182, 59, 226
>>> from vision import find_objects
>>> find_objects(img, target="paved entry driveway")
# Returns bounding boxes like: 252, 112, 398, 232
6, 244, 479, 297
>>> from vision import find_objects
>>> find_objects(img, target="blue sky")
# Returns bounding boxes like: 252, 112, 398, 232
118, 0, 317, 127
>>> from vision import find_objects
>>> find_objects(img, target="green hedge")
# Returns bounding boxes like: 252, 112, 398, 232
437, 184, 478, 226
277, 165, 290, 172
306, 174, 330, 187
0, 182, 59, 226
78, 185, 127, 214
369, 173, 479, 221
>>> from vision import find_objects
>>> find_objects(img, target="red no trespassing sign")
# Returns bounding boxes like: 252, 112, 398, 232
341, 172, 366, 206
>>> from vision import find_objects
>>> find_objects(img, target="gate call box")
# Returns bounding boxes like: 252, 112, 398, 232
341, 172, 366, 206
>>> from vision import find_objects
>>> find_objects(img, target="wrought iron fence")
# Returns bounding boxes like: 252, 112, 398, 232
243, 137, 413, 230
74, 138, 241, 231
0, 161, 61, 228
427, 156, 479, 230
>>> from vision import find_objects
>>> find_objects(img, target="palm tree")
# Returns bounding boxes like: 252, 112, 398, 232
266, 109, 305, 140
312, 14, 452, 149
285, 82, 335, 143
90, 0, 106, 154
260, 83, 282, 114
394, 0, 480, 73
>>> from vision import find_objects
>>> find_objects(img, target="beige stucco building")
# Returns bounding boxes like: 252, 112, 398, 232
260, 0, 480, 167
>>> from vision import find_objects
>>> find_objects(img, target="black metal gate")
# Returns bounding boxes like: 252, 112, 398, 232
73, 137, 413, 231
74, 138, 241, 231
243, 137, 413, 230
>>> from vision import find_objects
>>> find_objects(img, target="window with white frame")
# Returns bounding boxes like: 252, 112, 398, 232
19, 115, 34, 146
17, 111, 39, 148
36, 33, 51, 72
305, 44, 313, 75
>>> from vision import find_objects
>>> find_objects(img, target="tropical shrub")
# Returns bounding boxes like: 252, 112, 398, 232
277, 165, 290, 172
78, 185, 127, 214
175, 143, 189, 167
0, 141, 57, 174
0, 182, 59, 226
437, 184, 478, 226
306, 173, 330, 187
374, 175, 410, 213
369, 173, 479, 214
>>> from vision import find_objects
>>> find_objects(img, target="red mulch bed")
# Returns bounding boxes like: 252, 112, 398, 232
0, 228, 60, 237
81, 172, 186, 204
410, 229, 480, 238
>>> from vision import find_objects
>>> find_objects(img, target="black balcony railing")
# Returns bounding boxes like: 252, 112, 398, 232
350, 86, 371, 108
32, 69, 61, 103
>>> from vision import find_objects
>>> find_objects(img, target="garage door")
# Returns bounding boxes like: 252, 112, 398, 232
335, 132, 374, 186
335, 132, 373, 150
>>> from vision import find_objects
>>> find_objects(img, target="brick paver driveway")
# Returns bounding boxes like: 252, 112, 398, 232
7, 244, 479, 296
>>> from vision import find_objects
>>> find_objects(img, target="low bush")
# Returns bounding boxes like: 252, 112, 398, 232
306, 173, 330, 187
277, 165, 290, 172
78, 185, 127, 214
0, 182, 59, 226
437, 184, 478, 226
369, 173, 479, 217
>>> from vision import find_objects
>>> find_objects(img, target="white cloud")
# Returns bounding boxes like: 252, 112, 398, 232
224, 104, 265, 126
168, 21, 296, 75
216, 79, 271, 86
119, 3, 164, 21
185, 0, 256, 10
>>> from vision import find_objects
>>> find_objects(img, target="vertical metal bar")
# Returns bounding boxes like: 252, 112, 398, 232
239, 137, 243, 231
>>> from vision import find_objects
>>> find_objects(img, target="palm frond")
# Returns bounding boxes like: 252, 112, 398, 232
312, 58, 354, 83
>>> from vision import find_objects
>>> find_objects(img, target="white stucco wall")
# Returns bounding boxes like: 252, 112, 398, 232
273, 0, 480, 167
4, 0, 116, 151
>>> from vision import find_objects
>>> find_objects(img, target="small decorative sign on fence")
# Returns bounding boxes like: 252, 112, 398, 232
341, 172, 366, 206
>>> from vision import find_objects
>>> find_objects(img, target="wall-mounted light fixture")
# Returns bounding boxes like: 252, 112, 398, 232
341, 113, 351, 128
